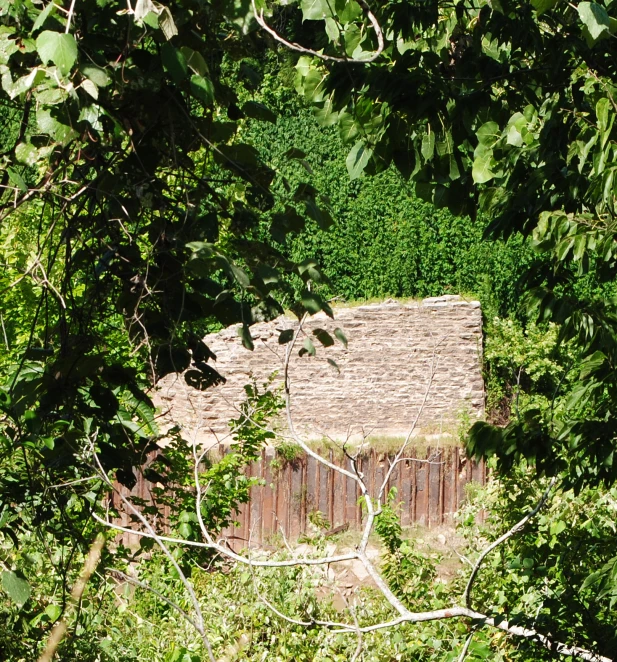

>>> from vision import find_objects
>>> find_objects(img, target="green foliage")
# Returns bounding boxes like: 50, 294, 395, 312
376, 489, 441, 609
458, 465, 617, 660
239, 75, 540, 318
274, 440, 303, 464
3, 0, 617, 658
267, 0, 617, 491
0, 0, 344, 573
0, 508, 118, 660
483, 318, 576, 424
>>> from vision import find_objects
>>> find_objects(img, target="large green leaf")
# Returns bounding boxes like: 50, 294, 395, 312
472, 153, 495, 184
36, 31, 77, 76
15, 142, 39, 166
161, 44, 188, 83
346, 140, 372, 179
336, 0, 362, 22
578, 2, 611, 42
338, 113, 359, 143
301, 0, 330, 21
2, 571, 30, 608
81, 65, 110, 88
242, 101, 277, 123
0, 33, 19, 65
421, 132, 435, 161
2, 68, 46, 100
313, 328, 334, 347
530, 0, 558, 15
476, 121, 500, 146
190, 74, 215, 105
334, 327, 348, 348
32, 2, 56, 33
238, 324, 254, 351
36, 108, 78, 144
158, 7, 178, 40
301, 291, 333, 318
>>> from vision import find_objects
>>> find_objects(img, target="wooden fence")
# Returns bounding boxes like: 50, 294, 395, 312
113, 446, 485, 548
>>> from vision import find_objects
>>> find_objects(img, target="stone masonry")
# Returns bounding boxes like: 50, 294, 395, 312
155, 296, 485, 444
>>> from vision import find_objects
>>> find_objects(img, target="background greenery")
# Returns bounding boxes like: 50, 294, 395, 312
228, 55, 541, 321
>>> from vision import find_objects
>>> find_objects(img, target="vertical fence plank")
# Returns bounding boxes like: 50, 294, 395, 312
345, 472, 357, 525
300, 456, 308, 535
262, 449, 275, 542
356, 456, 364, 525
415, 451, 427, 526
410, 448, 417, 523
306, 454, 317, 528
428, 448, 441, 527
290, 459, 303, 538
318, 452, 328, 518
112, 447, 486, 546
400, 460, 411, 527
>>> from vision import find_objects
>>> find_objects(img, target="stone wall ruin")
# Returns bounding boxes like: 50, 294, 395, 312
155, 296, 484, 445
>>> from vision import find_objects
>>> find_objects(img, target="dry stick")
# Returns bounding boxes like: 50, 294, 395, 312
252, 0, 385, 63
463, 476, 558, 609
457, 630, 475, 662
37, 533, 105, 662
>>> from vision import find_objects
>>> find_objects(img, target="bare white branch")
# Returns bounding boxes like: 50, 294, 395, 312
252, 0, 384, 64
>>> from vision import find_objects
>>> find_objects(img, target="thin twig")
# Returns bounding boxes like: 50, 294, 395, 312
457, 629, 475, 662
252, 0, 384, 63
463, 477, 558, 609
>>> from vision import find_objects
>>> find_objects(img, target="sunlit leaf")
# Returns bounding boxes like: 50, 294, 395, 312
35, 31, 77, 76
2, 571, 30, 608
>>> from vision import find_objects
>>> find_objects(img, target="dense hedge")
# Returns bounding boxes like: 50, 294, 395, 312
240, 70, 540, 319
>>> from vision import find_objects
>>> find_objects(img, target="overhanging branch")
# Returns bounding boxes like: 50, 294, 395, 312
252, 0, 384, 64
